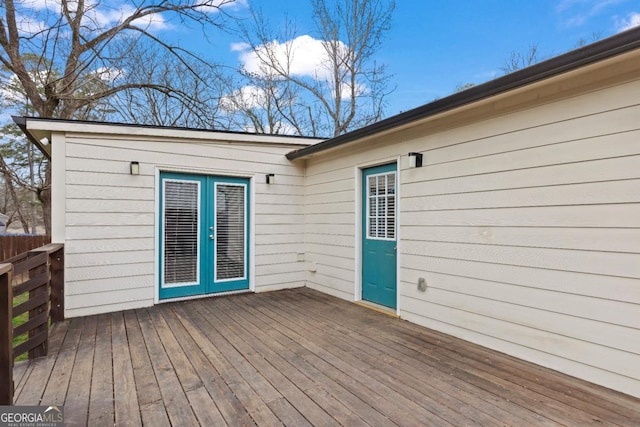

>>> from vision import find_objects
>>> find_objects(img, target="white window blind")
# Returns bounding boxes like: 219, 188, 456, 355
216, 184, 246, 281
367, 172, 396, 239
163, 180, 199, 285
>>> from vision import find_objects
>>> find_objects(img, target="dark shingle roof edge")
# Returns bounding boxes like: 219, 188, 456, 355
286, 26, 640, 161
12, 116, 325, 159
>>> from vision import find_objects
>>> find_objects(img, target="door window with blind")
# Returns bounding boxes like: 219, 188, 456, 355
366, 171, 396, 240
215, 183, 247, 282
159, 172, 250, 300
162, 178, 200, 287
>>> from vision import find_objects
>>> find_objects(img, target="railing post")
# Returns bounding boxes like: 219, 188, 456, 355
49, 247, 64, 323
27, 250, 49, 359
0, 263, 14, 405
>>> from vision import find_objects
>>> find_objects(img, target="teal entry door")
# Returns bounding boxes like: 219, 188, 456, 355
362, 163, 398, 309
159, 172, 250, 300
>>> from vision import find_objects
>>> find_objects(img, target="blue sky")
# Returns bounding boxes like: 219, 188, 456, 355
9, 0, 640, 122
173, 0, 640, 118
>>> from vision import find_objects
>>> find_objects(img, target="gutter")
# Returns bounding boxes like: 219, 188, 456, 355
286, 26, 640, 160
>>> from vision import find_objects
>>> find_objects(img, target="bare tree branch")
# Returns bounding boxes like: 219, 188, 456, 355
0, 0, 239, 233
234, 0, 395, 137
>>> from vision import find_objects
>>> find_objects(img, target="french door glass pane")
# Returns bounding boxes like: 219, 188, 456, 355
163, 180, 199, 285
216, 184, 246, 281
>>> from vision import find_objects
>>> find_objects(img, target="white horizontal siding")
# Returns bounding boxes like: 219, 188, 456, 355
302, 75, 640, 398
402, 270, 640, 330
65, 238, 154, 254
62, 134, 307, 315
418, 155, 640, 195
402, 255, 640, 305
402, 226, 640, 253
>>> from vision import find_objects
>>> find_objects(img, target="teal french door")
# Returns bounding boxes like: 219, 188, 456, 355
362, 163, 397, 309
159, 172, 250, 300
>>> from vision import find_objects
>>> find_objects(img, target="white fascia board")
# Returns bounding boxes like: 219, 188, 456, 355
24, 119, 325, 147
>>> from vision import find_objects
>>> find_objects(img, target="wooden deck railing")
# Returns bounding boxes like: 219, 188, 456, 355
0, 244, 64, 405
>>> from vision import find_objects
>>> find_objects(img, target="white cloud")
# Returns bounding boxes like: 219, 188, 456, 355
219, 0, 248, 10
91, 4, 171, 31
556, 0, 625, 27
617, 12, 640, 31
220, 85, 267, 111
233, 35, 372, 102
230, 42, 251, 52
14, 11, 48, 36
20, 0, 60, 11
91, 66, 126, 82
193, 0, 248, 15
338, 81, 368, 101
235, 35, 348, 81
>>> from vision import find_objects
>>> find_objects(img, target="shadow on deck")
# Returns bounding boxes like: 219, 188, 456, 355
12, 288, 640, 426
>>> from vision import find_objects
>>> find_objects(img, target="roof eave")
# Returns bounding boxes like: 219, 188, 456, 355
15, 116, 324, 147
13, 116, 52, 159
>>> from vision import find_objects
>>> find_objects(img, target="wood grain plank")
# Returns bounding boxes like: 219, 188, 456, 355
259, 292, 476, 426
147, 308, 202, 392
122, 310, 163, 408
111, 311, 142, 426
242, 293, 452, 426
220, 295, 393, 427
39, 319, 83, 405
63, 315, 97, 427
139, 401, 171, 427
170, 302, 273, 427
135, 308, 199, 426
188, 300, 291, 422
160, 304, 257, 426
281, 290, 556, 427
13, 320, 69, 404
11, 361, 31, 398
189, 300, 283, 405
200, 298, 339, 427
185, 386, 228, 427
87, 313, 114, 426
303, 289, 640, 427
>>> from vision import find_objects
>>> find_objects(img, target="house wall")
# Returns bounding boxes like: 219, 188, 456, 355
59, 132, 308, 317
302, 60, 640, 397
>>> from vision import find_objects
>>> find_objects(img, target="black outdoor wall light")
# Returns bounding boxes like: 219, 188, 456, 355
408, 152, 423, 168
266, 173, 275, 184
130, 161, 140, 175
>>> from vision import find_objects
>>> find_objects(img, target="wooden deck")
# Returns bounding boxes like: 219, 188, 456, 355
12, 288, 640, 426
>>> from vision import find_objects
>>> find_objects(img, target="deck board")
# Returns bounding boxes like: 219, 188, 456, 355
63, 314, 96, 427
87, 313, 114, 426
112, 311, 143, 426
136, 308, 200, 426
13, 288, 640, 426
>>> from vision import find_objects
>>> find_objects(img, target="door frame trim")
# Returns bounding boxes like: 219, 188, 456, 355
154, 167, 256, 304
354, 157, 401, 316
